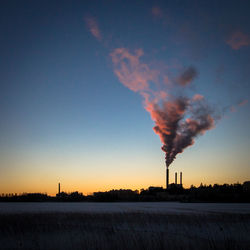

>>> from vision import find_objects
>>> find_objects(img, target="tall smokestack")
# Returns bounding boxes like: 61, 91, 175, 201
58, 183, 60, 194
175, 172, 177, 184
166, 167, 169, 189
180, 172, 182, 186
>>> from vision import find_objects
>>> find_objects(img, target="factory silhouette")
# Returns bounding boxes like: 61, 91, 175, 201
1, 174, 249, 202
1, 159, 249, 202
1, 160, 249, 203
166, 170, 182, 189
56, 170, 184, 199
57, 170, 182, 197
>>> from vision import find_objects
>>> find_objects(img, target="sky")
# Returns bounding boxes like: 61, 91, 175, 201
0, 0, 249, 195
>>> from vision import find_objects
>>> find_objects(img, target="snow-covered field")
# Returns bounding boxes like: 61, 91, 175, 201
0, 202, 249, 249
0, 202, 250, 214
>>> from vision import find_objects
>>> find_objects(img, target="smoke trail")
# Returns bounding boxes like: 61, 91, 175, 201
111, 48, 216, 166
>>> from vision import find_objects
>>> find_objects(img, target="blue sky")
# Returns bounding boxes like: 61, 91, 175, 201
0, 0, 249, 194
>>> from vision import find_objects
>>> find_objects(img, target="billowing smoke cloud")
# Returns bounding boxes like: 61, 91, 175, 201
147, 97, 214, 166
111, 48, 216, 167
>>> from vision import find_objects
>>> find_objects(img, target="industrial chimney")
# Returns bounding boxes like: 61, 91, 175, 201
58, 183, 61, 194
166, 166, 169, 189
180, 172, 182, 186
175, 172, 177, 185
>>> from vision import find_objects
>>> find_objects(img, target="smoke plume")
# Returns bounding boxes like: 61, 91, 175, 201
111, 48, 216, 167
147, 97, 214, 166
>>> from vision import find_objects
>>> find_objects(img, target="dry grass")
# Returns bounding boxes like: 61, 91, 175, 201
0, 212, 249, 249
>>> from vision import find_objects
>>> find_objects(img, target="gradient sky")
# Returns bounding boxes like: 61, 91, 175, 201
0, 0, 249, 195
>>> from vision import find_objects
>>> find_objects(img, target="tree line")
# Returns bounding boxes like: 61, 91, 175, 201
1, 183, 249, 202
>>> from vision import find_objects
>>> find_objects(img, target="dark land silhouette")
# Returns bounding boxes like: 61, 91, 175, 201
1, 182, 250, 202
1, 183, 250, 250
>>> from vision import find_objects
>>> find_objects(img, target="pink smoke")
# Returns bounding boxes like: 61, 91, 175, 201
192, 94, 204, 101
85, 16, 102, 41
111, 48, 216, 166
226, 31, 250, 50
230, 99, 248, 113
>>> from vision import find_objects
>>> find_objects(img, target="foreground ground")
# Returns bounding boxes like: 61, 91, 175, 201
1, 202, 250, 214
0, 202, 249, 249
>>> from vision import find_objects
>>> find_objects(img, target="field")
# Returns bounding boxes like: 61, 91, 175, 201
0, 202, 250, 249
